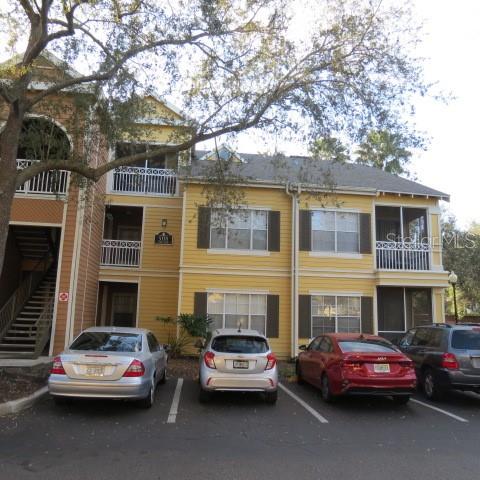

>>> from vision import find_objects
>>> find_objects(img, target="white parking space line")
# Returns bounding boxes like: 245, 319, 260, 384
167, 378, 184, 424
278, 383, 328, 424
411, 398, 469, 423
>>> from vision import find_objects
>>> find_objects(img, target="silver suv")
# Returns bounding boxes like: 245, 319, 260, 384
198, 328, 278, 404
398, 323, 480, 400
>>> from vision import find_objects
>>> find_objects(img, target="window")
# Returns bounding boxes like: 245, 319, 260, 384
211, 336, 269, 353
70, 332, 142, 352
311, 295, 361, 336
338, 340, 396, 353
147, 333, 160, 352
312, 210, 359, 253
210, 209, 268, 251
451, 329, 480, 349
207, 293, 267, 334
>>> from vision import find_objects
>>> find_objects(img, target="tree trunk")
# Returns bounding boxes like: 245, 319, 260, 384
0, 108, 23, 277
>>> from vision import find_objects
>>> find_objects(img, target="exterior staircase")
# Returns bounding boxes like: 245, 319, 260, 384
0, 267, 56, 356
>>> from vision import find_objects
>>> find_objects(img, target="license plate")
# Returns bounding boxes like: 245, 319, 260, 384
374, 363, 390, 373
472, 357, 480, 369
233, 360, 249, 369
86, 365, 105, 376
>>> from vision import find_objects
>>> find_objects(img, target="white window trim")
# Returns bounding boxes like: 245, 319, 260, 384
309, 252, 363, 259
311, 209, 360, 254
209, 208, 269, 252
310, 294, 362, 337
207, 248, 270, 256
207, 292, 268, 334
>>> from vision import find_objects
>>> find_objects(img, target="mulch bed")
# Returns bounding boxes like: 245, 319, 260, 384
0, 364, 50, 403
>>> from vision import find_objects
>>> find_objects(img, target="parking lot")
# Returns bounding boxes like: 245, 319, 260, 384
1, 376, 480, 480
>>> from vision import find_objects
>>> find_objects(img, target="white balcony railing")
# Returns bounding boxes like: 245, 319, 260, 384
376, 241, 431, 271
16, 159, 69, 195
110, 166, 177, 195
101, 240, 141, 267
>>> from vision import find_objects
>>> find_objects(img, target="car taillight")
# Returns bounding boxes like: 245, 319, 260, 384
265, 353, 276, 370
342, 360, 364, 372
123, 359, 145, 377
204, 351, 216, 369
50, 356, 66, 375
441, 353, 459, 370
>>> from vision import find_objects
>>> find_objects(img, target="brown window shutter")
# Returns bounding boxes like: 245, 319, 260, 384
361, 296, 374, 334
268, 211, 280, 252
197, 207, 211, 249
359, 213, 372, 254
299, 295, 312, 338
194, 292, 208, 317
266, 295, 280, 338
299, 210, 312, 251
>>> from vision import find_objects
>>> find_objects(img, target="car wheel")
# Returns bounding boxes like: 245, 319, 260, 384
423, 369, 443, 401
198, 387, 212, 403
159, 367, 167, 385
392, 395, 410, 405
138, 381, 155, 409
265, 391, 278, 405
321, 374, 336, 403
296, 361, 305, 384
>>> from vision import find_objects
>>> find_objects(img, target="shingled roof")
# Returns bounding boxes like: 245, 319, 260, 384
186, 147, 449, 201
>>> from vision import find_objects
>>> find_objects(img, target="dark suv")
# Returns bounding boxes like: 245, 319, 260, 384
398, 324, 480, 400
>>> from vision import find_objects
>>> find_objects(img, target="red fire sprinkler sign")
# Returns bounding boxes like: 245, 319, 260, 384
58, 292, 69, 302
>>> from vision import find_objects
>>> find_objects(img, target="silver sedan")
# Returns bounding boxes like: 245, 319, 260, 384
199, 328, 278, 404
48, 327, 167, 408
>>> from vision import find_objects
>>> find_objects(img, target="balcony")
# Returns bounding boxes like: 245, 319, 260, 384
109, 166, 177, 196
16, 159, 69, 195
376, 241, 431, 271
100, 206, 142, 267
375, 205, 431, 271
101, 239, 141, 267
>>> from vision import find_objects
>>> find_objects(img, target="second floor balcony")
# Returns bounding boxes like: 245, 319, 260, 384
375, 205, 431, 271
16, 159, 69, 196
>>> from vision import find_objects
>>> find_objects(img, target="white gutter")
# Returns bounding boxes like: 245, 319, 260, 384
286, 183, 300, 359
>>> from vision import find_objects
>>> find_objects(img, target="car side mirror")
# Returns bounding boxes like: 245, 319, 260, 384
194, 338, 206, 349
299, 344, 307, 351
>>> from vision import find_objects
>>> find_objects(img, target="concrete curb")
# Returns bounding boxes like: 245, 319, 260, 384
0, 386, 48, 416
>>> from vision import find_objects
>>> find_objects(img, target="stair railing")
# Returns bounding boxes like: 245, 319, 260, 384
32, 296, 55, 358
0, 254, 53, 340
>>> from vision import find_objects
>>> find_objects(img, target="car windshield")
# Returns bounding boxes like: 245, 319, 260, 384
211, 336, 268, 354
451, 330, 480, 350
339, 340, 397, 353
70, 332, 142, 353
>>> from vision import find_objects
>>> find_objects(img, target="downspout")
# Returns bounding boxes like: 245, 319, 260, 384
286, 182, 300, 359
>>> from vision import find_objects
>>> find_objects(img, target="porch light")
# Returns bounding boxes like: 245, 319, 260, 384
448, 271, 459, 324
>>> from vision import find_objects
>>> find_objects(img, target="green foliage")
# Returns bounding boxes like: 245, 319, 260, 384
156, 313, 212, 357
310, 137, 350, 163
355, 130, 415, 177
177, 313, 212, 339
443, 216, 480, 313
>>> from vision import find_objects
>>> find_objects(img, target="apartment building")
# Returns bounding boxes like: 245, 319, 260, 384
0, 54, 449, 359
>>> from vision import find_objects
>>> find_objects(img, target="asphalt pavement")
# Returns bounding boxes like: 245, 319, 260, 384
1, 376, 480, 480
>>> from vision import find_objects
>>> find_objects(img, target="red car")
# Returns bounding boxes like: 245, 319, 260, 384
297, 333, 417, 404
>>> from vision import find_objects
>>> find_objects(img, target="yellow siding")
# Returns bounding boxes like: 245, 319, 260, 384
433, 287, 446, 323
182, 184, 292, 270
137, 276, 179, 343
180, 273, 292, 358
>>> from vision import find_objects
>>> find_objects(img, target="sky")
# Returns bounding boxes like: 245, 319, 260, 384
1, 1, 478, 227
202, 0, 480, 228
